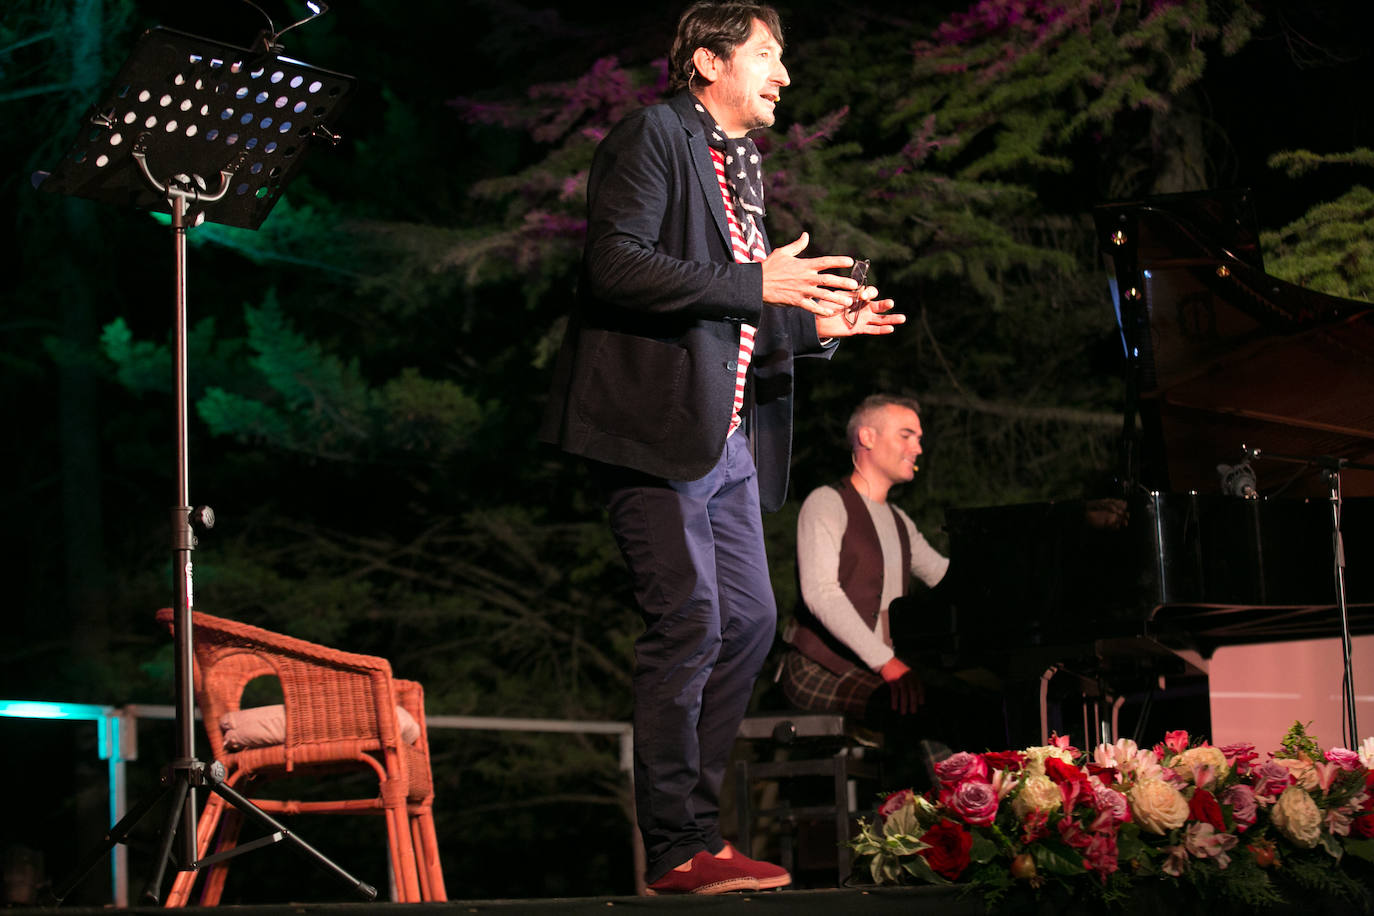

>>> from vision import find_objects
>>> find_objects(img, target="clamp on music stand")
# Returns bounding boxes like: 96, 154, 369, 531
36, 25, 374, 905
1243, 444, 1372, 748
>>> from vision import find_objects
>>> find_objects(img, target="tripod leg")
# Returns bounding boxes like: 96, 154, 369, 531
140, 775, 192, 904
163, 784, 232, 906
47, 780, 172, 905
205, 773, 378, 901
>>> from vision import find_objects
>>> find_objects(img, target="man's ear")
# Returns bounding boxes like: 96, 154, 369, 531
857, 426, 875, 450
692, 46, 723, 84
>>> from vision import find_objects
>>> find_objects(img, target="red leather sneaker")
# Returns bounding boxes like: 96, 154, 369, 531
717, 842, 792, 889
644, 850, 759, 895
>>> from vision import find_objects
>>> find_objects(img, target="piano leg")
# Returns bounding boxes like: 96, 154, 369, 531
1038, 664, 1124, 748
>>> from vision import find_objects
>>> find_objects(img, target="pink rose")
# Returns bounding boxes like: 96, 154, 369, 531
935, 751, 989, 787
878, 788, 914, 819
946, 780, 1000, 827
1092, 782, 1132, 825
1325, 747, 1363, 771
1220, 742, 1258, 775
1273, 755, 1320, 791
1220, 783, 1257, 832
1252, 760, 1295, 803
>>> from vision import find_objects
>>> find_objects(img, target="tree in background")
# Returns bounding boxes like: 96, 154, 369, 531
6, 0, 1374, 902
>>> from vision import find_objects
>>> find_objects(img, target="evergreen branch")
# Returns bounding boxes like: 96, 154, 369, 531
1267, 148, 1374, 179
0, 28, 60, 57
0, 80, 76, 103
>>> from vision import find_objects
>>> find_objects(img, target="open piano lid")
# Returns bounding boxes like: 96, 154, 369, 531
1095, 190, 1374, 497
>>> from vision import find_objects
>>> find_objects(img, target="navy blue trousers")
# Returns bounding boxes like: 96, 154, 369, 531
603, 433, 777, 883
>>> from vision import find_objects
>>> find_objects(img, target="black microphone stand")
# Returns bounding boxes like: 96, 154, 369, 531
36, 24, 374, 905
1244, 444, 1373, 748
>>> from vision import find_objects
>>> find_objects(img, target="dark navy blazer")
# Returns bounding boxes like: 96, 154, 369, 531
540, 91, 833, 512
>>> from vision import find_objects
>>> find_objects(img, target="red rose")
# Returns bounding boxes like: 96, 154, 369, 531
920, 819, 973, 880
983, 751, 1026, 772
1354, 812, 1374, 839
1045, 756, 1088, 785
1188, 788, 1227, 832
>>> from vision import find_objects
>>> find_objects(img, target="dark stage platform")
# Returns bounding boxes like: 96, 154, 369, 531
50, 886, 982, 915
43, 883, 1370, 915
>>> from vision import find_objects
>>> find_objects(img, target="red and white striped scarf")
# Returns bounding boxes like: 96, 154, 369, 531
709, 145, 764, 438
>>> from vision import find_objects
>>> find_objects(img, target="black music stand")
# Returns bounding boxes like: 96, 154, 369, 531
37, 26, 375, 905
1245, 445, 1371, 748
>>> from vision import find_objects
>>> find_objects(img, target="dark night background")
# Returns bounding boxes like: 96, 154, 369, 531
3, 0, 1373, 905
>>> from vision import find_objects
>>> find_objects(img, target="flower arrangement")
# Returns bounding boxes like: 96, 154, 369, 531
851, 723, 1374, 910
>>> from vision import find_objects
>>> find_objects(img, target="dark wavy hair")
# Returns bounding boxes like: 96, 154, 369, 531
668, 2, 784, 92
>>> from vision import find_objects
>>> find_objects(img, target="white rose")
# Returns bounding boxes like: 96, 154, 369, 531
1173, 746, 1229, 785
1011, 774, 1062, 818
1271, 785, 1322, 848
1128, 778, 1190, 834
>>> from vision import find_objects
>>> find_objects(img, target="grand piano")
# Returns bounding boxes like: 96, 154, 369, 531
897, 191, 1374, 749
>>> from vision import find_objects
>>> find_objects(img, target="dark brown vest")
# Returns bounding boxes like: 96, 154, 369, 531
789, 478, 911, 676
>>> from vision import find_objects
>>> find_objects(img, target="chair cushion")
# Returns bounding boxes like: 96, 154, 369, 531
221, 703, 421, 750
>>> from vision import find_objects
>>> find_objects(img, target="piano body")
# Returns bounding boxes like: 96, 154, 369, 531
901, 191, 1374, 749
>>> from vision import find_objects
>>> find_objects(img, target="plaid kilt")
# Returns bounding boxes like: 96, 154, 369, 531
778, 648, 882, 720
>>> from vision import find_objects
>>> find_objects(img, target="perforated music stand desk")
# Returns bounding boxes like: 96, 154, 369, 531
41, 26, 352, 227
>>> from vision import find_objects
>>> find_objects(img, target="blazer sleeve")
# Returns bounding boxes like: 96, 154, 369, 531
583, 108, 764, 325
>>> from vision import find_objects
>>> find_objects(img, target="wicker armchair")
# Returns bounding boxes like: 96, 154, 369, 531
154, 608, 446, 905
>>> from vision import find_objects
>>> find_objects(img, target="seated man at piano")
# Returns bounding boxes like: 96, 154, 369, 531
779, 394, 948, 726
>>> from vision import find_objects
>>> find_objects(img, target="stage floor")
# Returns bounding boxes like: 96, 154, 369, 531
52, 886, 984, 915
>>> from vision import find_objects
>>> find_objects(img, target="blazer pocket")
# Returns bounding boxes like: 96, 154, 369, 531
575, 329, 686, 445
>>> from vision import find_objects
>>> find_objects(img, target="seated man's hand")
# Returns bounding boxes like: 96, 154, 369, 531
878, 657, 925, 716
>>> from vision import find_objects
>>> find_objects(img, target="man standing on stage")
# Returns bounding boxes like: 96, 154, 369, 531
540, 2, 904, 894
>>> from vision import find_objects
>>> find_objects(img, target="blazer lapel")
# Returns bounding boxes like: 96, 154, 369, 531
670, 93, 733, 254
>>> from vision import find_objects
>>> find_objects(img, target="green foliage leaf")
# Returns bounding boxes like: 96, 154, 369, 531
901, 853, 952, 886
1345, 837, 1374, 865
102, 317, 170, 393
970, 830, 999, 865
1261, 186, 1374, 303
1033, 840, 1086, 877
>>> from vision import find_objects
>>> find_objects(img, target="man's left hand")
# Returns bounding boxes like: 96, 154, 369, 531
814, 286, 904, 338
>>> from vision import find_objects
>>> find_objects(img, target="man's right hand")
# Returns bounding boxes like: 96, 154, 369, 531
878, 657, 925, 716
761, 232, 859, 316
